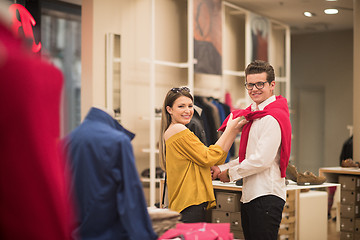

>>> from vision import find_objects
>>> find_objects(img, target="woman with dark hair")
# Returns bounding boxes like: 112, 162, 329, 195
159, 86, 247, 223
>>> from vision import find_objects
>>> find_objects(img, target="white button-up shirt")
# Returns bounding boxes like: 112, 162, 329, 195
218, 95, 286, 203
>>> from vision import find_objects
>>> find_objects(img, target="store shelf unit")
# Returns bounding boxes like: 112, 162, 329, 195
222, 1, 291, 108
144, 0, 194, 207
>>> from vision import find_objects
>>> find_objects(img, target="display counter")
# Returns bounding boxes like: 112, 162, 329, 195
212, 180, 340, 240
319, 167, 360, 182
319, 167, 360, 239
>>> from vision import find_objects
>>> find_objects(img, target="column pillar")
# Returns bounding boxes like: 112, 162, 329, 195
353, 0, 360, 162
80, 0, 94, 120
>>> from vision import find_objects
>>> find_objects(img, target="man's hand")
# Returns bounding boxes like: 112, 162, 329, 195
211, 166, 221, 180
218, 169, 230, 183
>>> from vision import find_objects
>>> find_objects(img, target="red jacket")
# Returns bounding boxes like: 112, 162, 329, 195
219, 96, 292, 178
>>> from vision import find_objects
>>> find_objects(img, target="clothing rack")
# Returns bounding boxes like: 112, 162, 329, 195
193, 87, 222, 99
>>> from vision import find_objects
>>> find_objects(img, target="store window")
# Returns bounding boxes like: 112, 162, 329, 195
41, 1, 81, 136
7, 0, 80, 136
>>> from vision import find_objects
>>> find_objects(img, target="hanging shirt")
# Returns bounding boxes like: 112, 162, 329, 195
194, 96, 218, 145
64, 107, 157, 240
340, 135, 353, 164
186, 108, 207, 146
165, 129, 227, 212
218, 95, 287, 203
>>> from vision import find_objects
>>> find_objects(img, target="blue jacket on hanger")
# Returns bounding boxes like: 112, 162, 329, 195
64, 107, 157, 240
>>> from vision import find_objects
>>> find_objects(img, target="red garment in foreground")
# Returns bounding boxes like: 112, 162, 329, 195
0, 20, 74, 239
218, 96, 291, 177
159, 223, 233, 240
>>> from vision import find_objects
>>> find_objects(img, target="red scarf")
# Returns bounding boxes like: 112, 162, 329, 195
218, 96, 291, 177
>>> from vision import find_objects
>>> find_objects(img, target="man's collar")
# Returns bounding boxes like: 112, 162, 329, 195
251, 95, 276, 111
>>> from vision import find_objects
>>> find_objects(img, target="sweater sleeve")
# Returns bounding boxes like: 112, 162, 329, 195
166, 129, 227, 167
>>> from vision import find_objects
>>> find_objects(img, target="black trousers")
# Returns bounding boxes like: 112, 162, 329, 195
180, 202, 208, 223
241, 195, 285, 240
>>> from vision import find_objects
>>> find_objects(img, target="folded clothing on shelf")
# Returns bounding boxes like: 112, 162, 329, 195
148, 207, 181, 237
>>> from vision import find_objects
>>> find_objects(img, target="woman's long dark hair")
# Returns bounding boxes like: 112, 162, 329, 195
159, 87, 193, 170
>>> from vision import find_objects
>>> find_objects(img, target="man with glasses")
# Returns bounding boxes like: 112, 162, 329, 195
212, 60, 292, 240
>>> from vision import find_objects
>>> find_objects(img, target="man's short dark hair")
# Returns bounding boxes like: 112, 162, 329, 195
245, 60, 275, 83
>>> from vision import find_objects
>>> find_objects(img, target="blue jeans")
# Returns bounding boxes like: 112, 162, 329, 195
241, 195, 285, 240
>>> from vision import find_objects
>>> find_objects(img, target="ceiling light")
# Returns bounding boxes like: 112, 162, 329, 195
304, 12, 315, 17
324, 9, 339, 14
325, 0, 337, 2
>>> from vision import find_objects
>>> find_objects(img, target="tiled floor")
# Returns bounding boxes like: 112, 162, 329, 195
328, 223, 340, 240
328, 212, 340, 240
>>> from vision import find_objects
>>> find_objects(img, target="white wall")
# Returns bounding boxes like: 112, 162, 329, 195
291, 30, 353, 173
81, 0, 190, 182
81, 0, 124, 117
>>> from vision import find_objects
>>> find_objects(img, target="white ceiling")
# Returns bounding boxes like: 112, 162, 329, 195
61, 0, 353, 34
226, 0, 353, 34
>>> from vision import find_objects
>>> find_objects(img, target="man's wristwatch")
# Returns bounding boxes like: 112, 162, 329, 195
226, 169, 230, 179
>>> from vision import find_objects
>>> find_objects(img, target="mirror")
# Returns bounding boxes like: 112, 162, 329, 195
106, 33, 121, 121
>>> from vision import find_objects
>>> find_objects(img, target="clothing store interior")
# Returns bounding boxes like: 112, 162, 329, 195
1, 0, 360, 239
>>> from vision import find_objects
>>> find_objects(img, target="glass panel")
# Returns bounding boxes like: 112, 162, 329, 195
41, 3, 81, 136
113, 34, 121, 118
106, 33, 121, 121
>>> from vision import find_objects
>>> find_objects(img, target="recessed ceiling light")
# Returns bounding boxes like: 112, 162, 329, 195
324, 9, 339, 14
304, 12, 315, 17
326, 0, 337, 2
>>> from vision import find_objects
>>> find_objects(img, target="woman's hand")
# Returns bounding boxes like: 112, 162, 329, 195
226, 113, 248, 133
210, 166, 221, 180
215, 113, 249, 152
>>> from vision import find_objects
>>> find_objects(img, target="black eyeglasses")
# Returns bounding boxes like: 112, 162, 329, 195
171, 86, 190, 93
244, 81, 270, 90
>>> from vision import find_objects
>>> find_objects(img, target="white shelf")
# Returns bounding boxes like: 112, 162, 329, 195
141, 58, 190, 68
141, 177, 163, 183
223, 69, 245, 77
140, 116, 161, 121
142, 148, 159, 154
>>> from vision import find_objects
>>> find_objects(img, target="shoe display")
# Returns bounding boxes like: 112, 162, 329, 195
286, 164, 299, 182
286, 164, 328, 186
341, 158, 359, 168
297, 171, 326, 185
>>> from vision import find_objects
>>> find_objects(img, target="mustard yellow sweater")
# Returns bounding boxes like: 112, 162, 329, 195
165, 129, 227, 213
